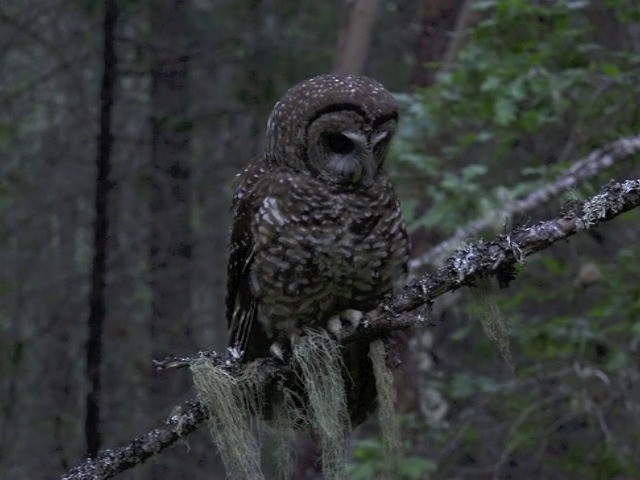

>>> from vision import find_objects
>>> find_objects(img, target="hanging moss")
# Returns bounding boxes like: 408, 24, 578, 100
292, 329, 350, 480
470, 280, 514, 371
271, 384, 310, 479
369, 338, 401, 470
191, 359, 265, 480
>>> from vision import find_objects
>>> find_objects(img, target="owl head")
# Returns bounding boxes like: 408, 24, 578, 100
265, 74, 398, 188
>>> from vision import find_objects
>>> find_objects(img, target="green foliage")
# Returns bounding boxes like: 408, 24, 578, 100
498, 244, 640, 478
385, 0, 640, 478
348, 436, 436, 480
426, 239, 640, 479
391, 0, 640, 237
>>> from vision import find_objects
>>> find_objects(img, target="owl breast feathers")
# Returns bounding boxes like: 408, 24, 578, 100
226, 74, 410, 370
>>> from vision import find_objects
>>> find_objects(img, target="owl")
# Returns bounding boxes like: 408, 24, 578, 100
225, 74, 410, 423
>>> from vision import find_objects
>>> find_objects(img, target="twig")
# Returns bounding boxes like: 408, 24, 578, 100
61, 179, 640, 480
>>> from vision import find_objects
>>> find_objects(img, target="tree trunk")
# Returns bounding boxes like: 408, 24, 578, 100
334, 0, 382, 75
147, 0, 195, 476
85, 0, 117, 459
412, 0, 465, 86
148, 0, 193, 379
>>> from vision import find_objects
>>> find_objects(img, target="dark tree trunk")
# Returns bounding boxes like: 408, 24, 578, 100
148, 0, 193, 369
147, 2, 195, 477
334, 0, 381, 75
412, 0, 465, 86
143, 3, 233, 477
85, 0, 118, 459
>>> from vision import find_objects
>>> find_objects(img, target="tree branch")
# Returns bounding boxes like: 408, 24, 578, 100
410, 134, 640, 271
61, 400, 207, 480
61, 179, 640, 480
86, 0, 118, 458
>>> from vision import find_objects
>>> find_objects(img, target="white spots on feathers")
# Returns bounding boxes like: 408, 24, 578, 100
261, 196, 287, 227
264, 74, 397, 164
231, 74, 409, 348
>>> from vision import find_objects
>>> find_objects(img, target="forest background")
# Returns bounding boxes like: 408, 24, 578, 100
1, 0, 640, 479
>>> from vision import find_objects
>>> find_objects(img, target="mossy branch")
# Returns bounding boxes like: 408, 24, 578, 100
61, 179, 640, 480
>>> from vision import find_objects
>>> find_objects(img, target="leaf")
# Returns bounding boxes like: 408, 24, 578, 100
480, 76, 502, 92
347, 463, 376, 480
400, 457, 437, 478
494, 96, 517, 126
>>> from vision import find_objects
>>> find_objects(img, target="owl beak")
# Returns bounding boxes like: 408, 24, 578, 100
341, 131, 374, 186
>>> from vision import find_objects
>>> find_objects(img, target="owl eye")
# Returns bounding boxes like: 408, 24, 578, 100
323, 132, 354, 155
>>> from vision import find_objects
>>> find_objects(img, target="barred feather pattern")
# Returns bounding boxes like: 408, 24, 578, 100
225, 74, 410, 423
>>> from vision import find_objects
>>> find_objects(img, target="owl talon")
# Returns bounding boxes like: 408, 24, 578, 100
327, 315, 343, 339
342, 309, 363, 329
327, 309, 364, 341
270, 330, 303, 361
270, 342, 285, 362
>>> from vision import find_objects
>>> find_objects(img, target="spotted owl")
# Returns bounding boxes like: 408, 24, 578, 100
226, 74, 410, 423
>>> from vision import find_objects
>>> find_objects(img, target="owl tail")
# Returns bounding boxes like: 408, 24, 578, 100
191, 359, 264, 480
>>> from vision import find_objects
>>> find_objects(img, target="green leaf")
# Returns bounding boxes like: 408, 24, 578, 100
480, 76, 502, 92
494, 96, 517, 126
400, 457, 437, 478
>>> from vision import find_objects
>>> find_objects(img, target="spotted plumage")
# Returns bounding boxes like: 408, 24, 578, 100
225, 74, 410, 422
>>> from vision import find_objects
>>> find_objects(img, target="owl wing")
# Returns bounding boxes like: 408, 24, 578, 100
225, 159, 266, 355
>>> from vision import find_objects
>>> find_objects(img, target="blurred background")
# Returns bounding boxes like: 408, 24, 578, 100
1, 0, 639, 478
